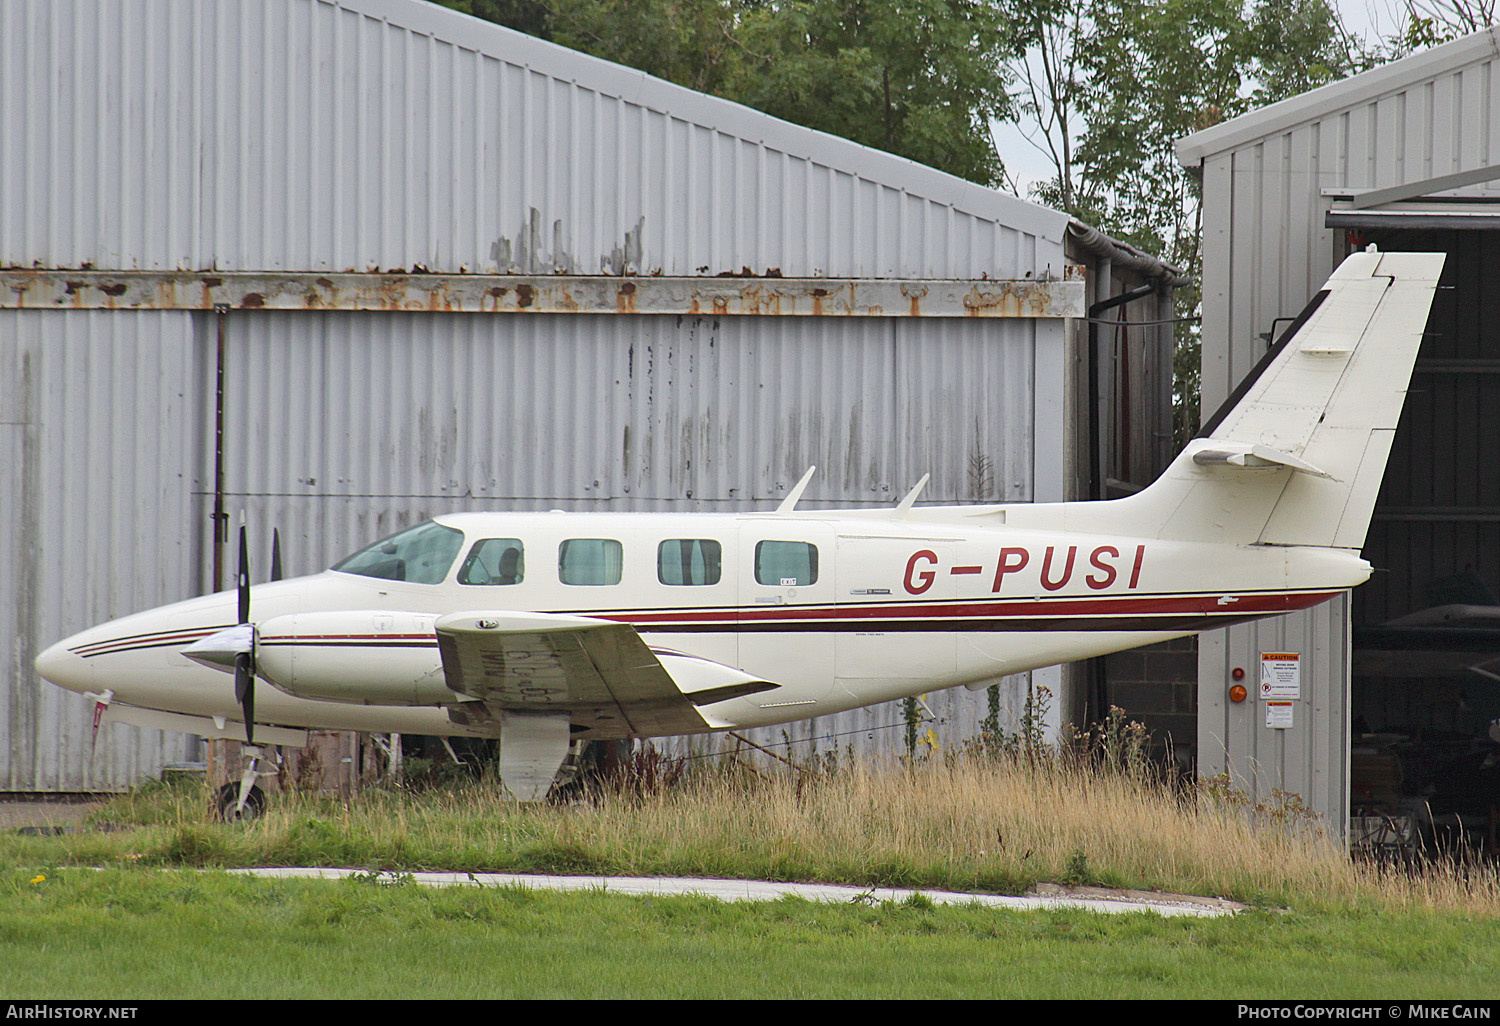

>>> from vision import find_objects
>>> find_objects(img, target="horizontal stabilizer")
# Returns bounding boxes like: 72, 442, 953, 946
1191, 444, 1333, 479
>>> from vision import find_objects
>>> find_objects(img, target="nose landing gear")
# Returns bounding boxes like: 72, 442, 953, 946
214, 743, 277, 822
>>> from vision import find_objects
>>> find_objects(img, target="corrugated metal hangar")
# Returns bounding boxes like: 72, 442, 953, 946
1178, 29, 1500, 850
0, 0, 1180, 793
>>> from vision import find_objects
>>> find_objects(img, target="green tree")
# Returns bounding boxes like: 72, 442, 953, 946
1012, 0, 1363, 441
727, 1, 1022, 187
432, 0, 1026, 188
1399, 0, 1497, 49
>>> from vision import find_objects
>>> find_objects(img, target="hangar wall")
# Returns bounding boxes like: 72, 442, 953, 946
1177, 30, 1500, 838
0, 0, 1085, 792
211, 309, 1063, 770
1182, 31, 1500, 408
1, 0, 1176, 790
0, 311, 200, 790
0, 0, 1062, 279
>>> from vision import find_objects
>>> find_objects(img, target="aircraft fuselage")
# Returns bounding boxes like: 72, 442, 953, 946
36, 506, 1366, 739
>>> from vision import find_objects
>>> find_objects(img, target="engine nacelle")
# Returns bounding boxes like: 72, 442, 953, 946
254, 610, 459, 706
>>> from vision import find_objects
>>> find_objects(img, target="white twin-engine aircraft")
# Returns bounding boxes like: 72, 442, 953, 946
36, 248, 1444, 812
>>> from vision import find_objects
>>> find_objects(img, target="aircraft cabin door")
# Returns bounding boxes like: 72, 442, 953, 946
737, 519, 838, 709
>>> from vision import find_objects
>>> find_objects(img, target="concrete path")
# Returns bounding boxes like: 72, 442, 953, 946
227, 866, 1243, 918
4, 803, 1244, 918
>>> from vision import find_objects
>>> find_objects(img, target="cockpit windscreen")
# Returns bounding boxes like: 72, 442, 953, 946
331, 521, 464, 584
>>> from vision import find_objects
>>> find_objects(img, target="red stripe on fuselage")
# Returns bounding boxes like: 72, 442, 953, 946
599, 590, 1338, 626
76, 589, 1340, 657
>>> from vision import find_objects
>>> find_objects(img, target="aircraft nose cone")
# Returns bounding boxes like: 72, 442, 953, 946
35, 637, 91, 695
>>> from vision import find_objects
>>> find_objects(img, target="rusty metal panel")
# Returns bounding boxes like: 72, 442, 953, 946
0, 310, 199, 792
0, 0, 1068, 279
0, 269, 1087, 318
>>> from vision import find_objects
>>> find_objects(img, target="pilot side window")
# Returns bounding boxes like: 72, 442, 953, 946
755, 540, 818, 587
559, 538, 623, 586
658, 539, 722, 586
458, 539, 525, 586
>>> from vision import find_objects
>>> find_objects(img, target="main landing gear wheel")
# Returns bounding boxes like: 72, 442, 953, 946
215, 782, 265, 823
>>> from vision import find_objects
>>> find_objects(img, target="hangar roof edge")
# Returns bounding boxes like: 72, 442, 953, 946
347, 0, 1072, 244
1175, 29, 1500, 166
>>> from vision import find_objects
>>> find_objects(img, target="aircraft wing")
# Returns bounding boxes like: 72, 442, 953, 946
434, 611, 713, 739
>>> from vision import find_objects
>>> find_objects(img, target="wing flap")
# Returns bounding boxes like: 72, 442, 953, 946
435, 611, 709, 738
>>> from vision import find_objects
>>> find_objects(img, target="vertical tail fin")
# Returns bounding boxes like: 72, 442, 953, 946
1090, 248, 1444, 548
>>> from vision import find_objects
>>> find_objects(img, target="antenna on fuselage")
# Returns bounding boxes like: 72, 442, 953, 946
892, 473, 930, 518
775, 466, 817, 514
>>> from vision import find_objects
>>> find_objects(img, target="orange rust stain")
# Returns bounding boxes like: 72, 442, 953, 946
374, 278, 407, 311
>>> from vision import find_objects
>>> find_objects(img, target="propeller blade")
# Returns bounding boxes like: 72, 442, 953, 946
235, 651, 255, 746
235, 522, 255, 745
270, 529, 283, 583
237, 526, 251, 624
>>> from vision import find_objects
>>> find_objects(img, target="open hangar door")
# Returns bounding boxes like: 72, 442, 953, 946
1334, 225, 1500, 855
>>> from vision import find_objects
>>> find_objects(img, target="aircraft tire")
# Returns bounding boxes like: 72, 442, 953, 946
214, 782, 266, 823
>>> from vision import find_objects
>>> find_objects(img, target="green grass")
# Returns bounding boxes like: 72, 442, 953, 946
12, 759, 1498, 915
6, 756, 1500, 998
4, 868, 1498, 999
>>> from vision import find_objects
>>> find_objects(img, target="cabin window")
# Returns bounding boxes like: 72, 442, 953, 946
755, 540, 818, 587
559, 538, 624, 586
658, 539, 722, 586
458, 539, 525, 585
331, 520, 464, 585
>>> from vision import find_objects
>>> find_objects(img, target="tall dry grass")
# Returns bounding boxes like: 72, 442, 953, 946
40, 745, 1500, 916
567, 752, 1500, 914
